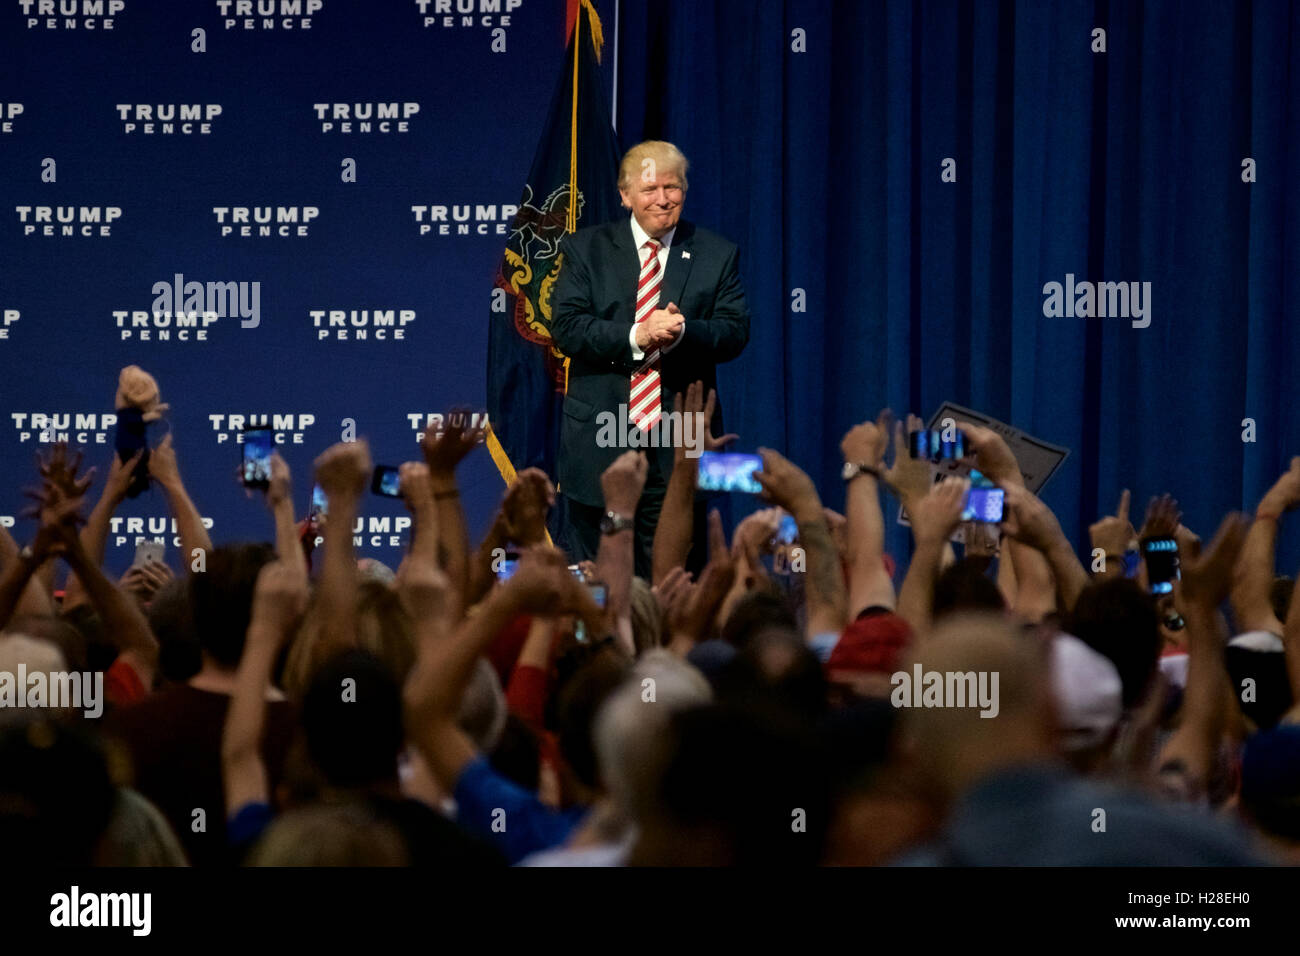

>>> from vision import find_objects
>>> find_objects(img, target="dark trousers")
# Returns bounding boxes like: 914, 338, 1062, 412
561, 452, 714, 581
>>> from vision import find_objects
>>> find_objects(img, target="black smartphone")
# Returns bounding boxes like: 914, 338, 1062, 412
697, 451, 763, 494
371, 465, 402, 498
1141, 536, 1180, 596
241, 427, 273, 489
114, 407, 152, 498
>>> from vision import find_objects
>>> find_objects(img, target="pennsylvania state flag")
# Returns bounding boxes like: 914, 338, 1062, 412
485, 1, 621, 492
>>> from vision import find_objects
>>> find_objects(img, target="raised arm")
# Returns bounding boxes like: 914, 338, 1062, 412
404, 548, 599, 789
1156, 514, 1248, 795
651, 382, 736, 585
754, 447, 846, 640
896, 478, 969, 635
222, 560, 307, 815
265, 452, 306, 578
311, 439, 372, 656
1233, 457, 1300, 636
1002, 484, 1091, 615
840, 411, 896, 616
419, 412, 486, 623
466, 467, 553, 608
596, 451, 648, 657
148, 433, 214, 562
1088, 489, 1136, 582
959, 423, 1056, 623
61, 449, 142, 612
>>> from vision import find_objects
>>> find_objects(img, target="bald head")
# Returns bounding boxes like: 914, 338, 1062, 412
898, 613, 1056, 796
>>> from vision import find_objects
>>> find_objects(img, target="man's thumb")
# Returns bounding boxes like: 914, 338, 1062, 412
666, 302, 680, 314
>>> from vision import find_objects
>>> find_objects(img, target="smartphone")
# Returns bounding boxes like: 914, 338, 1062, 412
697, 451, 763, 494
1141, 536, 1180, 595
962, 486, 1006, 523
241, 427, 273, 489
910, 428, 964, 462
310, 484, 328, 518
132, 540, 165, 568
114, 407, 152, 498
587, 583, 607, 609
371, 465, 402, 498
909, 429, 938, 461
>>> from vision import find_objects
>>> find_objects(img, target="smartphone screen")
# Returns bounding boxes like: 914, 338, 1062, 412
939, 432, 965, 461
962, 486, 1005, 523
371, 466, 402, 498
311, 484, 328, 517
241, 428, 273, 488
697, 451, 764, 494
587, 583, 607, 609
1141, 536, 1180, 595
909, 429, 937, 461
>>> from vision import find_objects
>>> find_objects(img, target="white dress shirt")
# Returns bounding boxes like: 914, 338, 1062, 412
627, 214, 684, 361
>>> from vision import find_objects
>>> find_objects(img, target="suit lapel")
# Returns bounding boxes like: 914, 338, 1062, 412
659, 219, 695, 311
609, 219, 642, 314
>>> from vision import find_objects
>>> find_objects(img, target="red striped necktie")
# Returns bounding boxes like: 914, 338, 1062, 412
630, 238, 663, 430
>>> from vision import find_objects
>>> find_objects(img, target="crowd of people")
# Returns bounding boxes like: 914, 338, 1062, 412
2, 385, 1299, 867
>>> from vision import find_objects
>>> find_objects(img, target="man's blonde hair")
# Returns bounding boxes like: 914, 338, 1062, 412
618, 140, 689, 192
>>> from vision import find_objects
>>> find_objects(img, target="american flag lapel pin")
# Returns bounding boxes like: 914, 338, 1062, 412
681, 250, 691, 259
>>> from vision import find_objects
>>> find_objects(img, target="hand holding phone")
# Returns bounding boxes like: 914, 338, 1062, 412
241, 427, 273, 489
1141, 536, 1180, 595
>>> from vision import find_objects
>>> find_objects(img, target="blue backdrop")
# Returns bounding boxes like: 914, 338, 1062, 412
2, 0, 1298, 579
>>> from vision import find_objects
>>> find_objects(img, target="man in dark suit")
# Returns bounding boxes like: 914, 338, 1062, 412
550, 141, 750, 577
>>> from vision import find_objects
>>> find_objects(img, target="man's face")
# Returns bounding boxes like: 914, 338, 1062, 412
621, 165, 684, 239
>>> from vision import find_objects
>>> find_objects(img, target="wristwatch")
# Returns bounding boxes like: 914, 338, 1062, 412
841, 461, 883, 483
599, 511, 635, 535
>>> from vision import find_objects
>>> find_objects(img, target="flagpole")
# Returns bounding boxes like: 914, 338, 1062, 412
612, 0, 619, 131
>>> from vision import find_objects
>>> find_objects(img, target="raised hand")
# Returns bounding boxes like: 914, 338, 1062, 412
1259, 456, 1300, 516
104, 449, 145, 503
600, 451, 647, 518
958, 422, 1022, 488
672, 381, 737, 463
500, 467, 556, 545
1089, 488, 1136, 560
754, 448, 821, 520
667, 510, 736, 646
265, 451, 292, 511
1139, 493, 1182, 541
881, 414, 932, 509
147, 433, 183, 491
313, 439, 371, 504
841, 410, 892, 468
36, 442, 95, 500
910, 477, 969, 548
1177, 513, 1249, 611
420, 409, 485, 477
121, 560, 175, 604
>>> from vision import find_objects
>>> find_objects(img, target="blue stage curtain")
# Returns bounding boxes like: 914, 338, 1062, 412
611, 0, 1300, 571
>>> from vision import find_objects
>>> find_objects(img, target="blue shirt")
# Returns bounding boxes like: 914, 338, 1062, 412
453, 755, 587, 865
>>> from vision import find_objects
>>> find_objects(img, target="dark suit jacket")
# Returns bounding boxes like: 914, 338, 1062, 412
550, 217, 750, 506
